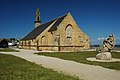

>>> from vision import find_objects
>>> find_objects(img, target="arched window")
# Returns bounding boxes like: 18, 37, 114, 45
28, 41, 31, 46
20, 41, 23, 45
41, 36, 46, 45
25, 41, 26, 45
66, 25, 73, 38
66, 25, 73, 44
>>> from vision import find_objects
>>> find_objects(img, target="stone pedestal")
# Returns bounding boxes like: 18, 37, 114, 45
96, 52, 112, 60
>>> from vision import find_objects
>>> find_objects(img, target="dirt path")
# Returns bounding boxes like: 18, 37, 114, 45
1, 48, 120, 80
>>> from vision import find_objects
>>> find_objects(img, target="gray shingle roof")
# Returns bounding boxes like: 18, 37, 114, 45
48, 14, 67, 32
21, 14, 67, 40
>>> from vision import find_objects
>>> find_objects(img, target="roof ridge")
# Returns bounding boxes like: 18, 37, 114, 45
57, 13, 68, 19
40, 13, 68, 26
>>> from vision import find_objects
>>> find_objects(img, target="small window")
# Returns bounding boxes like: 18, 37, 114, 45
80, 38, 83, 42
79, 36, 83, 43
21, 41, 23, 45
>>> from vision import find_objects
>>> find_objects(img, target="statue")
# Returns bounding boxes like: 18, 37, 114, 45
96, 34, 115, 60
35, 8, 41, 22
36, 8, 40, 16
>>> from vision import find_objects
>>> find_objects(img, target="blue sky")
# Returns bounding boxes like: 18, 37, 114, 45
0, 0, 120, 45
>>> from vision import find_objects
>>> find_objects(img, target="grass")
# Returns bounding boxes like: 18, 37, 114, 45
0, 48, 19, 52
0, 54, 80, 80
35, 51, 120, 70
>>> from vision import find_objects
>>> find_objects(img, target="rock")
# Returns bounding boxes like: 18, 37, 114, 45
96, 52, 112, 60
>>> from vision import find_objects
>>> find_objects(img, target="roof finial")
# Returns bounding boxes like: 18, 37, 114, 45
34, 8, 41, 28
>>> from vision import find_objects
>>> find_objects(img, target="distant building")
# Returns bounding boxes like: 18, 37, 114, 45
19, 9, 90, 51
8, 38, 19, 46
0, 38, 19, 48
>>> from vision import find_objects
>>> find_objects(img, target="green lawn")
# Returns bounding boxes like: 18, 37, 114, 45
0, 54, 80, 80
0, 48, 19, 52
35, 51, 120, 70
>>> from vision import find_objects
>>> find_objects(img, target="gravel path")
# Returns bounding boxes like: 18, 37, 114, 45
1, 48, 120, 80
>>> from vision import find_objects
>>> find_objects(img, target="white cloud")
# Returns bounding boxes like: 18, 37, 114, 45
116, 37, 120, 40
97, 37, 105, 40
90, 36, 120, 45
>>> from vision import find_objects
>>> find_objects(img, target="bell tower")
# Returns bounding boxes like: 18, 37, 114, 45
34, 8, 41, 28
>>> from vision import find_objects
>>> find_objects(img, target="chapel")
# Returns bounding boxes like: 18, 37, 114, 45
19, 9, 90, 51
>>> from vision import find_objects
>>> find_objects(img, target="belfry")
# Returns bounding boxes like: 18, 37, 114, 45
34, 8, 41, 28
